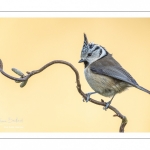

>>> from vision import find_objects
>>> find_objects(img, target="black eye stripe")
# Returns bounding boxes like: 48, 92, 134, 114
99, 49, 102, 56
95, 46, 99, 50
87, 46, 100, 57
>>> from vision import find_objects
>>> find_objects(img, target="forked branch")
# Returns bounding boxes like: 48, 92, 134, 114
0, 59, 127, 132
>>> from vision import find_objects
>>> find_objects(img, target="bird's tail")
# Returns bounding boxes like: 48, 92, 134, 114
136, 85, 150, 94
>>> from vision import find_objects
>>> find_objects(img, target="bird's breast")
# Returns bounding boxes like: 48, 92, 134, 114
84, 67, 129, 97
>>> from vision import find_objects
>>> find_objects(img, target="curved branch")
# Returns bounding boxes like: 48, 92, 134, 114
0, 59, 127, 132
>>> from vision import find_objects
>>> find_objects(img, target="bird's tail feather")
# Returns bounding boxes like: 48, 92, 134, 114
136, 85, 150, 94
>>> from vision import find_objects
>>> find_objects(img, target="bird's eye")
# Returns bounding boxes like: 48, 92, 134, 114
87, 53, 92, 57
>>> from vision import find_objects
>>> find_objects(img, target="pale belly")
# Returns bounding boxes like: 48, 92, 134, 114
84, 67, 130, 97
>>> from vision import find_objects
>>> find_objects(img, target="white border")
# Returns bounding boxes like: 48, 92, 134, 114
0, 0, 150, 141
0, 133, 150, 138
0, 12, 150, 18
0, 0, 150, 12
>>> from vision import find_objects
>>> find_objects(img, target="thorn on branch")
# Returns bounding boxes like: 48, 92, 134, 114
101, 99, 104, 103
26, 71, 30, 74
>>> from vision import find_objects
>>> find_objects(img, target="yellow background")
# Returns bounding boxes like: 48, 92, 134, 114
0, 18, 150, 132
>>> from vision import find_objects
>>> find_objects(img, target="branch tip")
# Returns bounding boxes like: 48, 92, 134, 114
0, 59, 3, 70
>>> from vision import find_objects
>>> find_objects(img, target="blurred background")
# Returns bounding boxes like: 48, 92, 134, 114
0, 18, 150, 132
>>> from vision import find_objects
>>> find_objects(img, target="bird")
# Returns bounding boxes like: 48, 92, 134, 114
78, 33, 150, 110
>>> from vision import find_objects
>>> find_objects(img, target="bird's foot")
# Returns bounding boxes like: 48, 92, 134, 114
103, 100, 112, 111
85, 93, 91, 102
84, 92, 96, 102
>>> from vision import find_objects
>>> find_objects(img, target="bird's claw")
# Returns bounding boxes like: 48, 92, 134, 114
103, 101, 111, 111
85, 93, 90, 102
83, 92, 97, 103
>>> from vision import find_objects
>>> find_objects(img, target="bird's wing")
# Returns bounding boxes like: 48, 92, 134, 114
90, 62, 138, 86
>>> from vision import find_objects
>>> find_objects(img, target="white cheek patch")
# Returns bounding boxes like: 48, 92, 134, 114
85, 47, 107, 65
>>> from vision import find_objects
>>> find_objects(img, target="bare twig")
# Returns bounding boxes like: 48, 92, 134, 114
0, 59, 127, 132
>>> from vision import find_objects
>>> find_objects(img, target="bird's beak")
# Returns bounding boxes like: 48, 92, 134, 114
78, 59, 85, 63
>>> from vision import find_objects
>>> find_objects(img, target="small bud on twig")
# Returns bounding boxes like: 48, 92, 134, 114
12, 68, 24, 77
20, 80, 28, 88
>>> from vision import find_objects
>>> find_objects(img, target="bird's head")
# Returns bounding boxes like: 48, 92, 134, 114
79, 33, 108, 67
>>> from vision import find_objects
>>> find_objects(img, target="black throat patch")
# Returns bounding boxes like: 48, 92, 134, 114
84, 61, 89, 68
